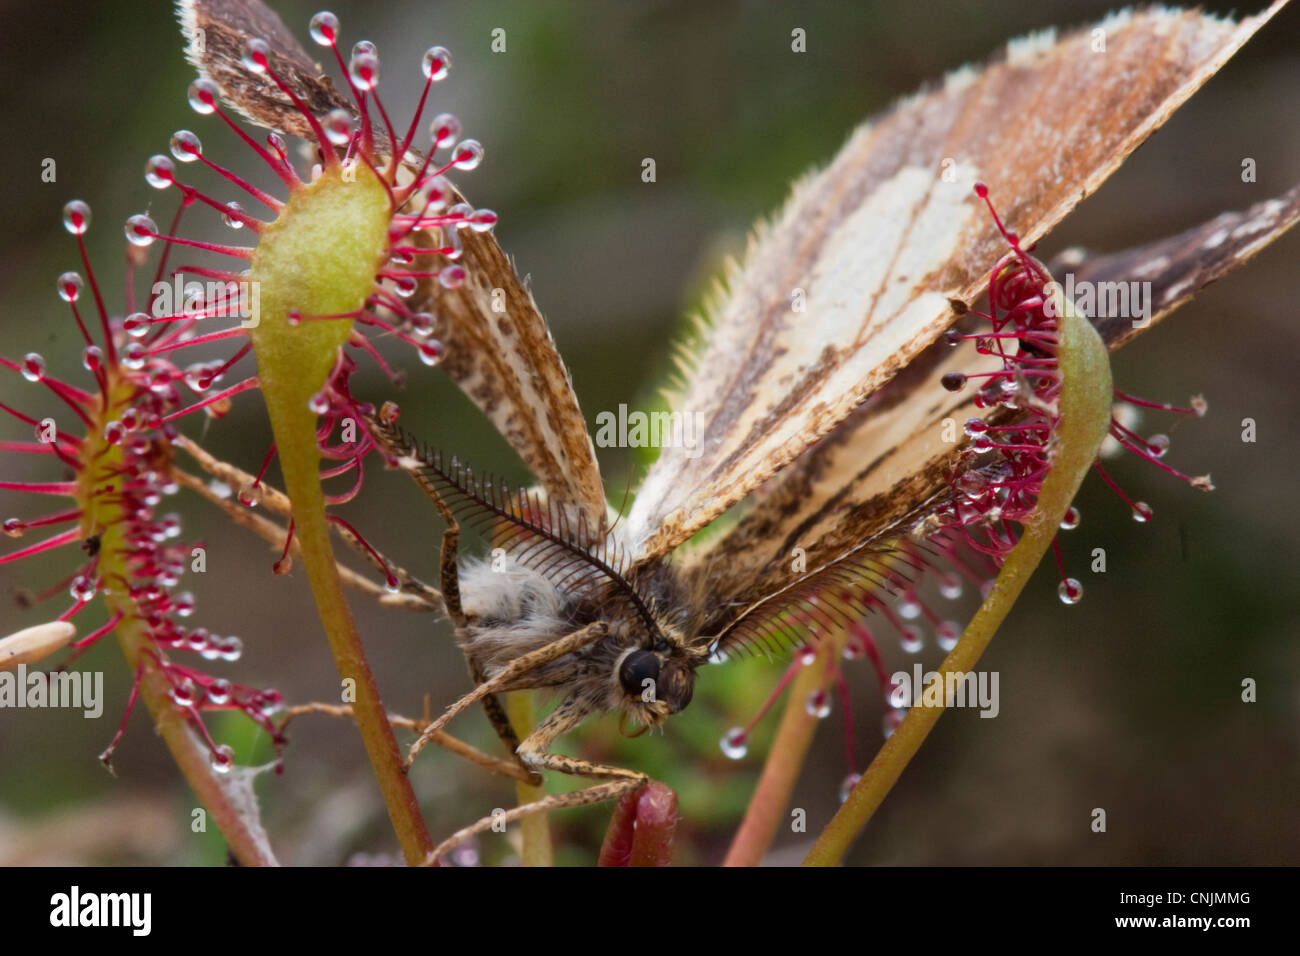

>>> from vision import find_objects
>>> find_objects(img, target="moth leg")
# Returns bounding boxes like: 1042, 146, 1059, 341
437, 524, 465, 625
425, 778, 644, 864
366, 417, 467, 624
467, 658, 538, 786
407, 621, 609, 764
423, 700, 647, 865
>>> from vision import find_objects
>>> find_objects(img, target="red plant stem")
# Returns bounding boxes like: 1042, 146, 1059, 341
722, 638, 841, 866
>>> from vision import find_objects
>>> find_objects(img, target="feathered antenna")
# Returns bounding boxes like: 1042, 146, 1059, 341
710, 541, 910, 659
364, 413, 663, 640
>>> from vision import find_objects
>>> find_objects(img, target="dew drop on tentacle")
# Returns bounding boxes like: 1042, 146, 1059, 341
219, 636, 243, 663
805, 689, 831, 719
57, 271, 83, 303
242, 38, 271, 74
170, 129, 202, 162
207, 679, 232, 706
350, 49, 380, 91
188, 78, 219, 115
1131, 501, 1154, 523
422, 45, 451, 81
936, 620, 960, 652
1059, 505, 1080, 530
437, 264, 466, 289
379, 400, 401, 425
124, 214, 157, 247
899, 625, 923, 654
324, 108, 354, 147
1058, 578, 1083, 605
429, 113, 460, 149
210, 744, 235, 774
122, 343, 147, 370
238, 481, 263, 508
103, 421, 127, 445
720, 728, 748, 760
441, 224, 463, 260
186, 628, 210, 655
222, 201, 246, 230
124, 312, 151, 337
410, 312, 435, 338
145, 155, 175, 189
309, 11, 340, 47
266, 132, 288, 163
452, 140, 484, 171
171, 680, 198, 709
941, 371, 966, 392
21, 353, 45, 382
308, 391, 331, 415
81, 345, 103, 372
417, 340, 444, 367
62, 199, 91, 235
70, 575, 98, 602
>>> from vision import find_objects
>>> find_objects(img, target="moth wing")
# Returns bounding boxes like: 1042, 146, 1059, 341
623, 3, 1286, 566
177, 0, 608, 526
687, 183, 1300, 632
408, 231, 609, 527
1054, 181, 1300, 350
178, 0, 353, 136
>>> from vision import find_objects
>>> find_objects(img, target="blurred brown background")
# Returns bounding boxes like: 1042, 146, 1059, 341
0, 0, 1296, 865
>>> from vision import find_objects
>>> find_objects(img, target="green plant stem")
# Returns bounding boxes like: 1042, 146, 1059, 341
506, 690, 553, 866
804, 291, 1113, 866
276, 408, 433, 865
245, 165, 433, 865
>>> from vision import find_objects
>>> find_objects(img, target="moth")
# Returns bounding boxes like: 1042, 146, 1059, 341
187, 0, 1298, 860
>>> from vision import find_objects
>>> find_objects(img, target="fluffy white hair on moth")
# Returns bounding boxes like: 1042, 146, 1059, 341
457, 560, 578, 678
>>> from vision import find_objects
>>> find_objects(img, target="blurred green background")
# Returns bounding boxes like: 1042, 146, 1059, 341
0, 0, 1296, 865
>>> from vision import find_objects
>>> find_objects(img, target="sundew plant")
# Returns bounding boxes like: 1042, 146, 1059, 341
0, 0, 1297, 867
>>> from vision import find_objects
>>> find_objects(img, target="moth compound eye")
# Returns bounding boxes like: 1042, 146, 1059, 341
619, 650, 660, 697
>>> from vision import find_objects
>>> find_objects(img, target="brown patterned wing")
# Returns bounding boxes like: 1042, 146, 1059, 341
622, 3, 1288, 566
177, 0, 352, 137
176, 0, 608, 526
407, 225, 609, 527
1055, 181, 1300, 349
686, 183, 1300, 631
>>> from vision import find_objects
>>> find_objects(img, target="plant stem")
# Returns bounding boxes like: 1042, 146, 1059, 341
506, 690, 553, 866
244, 164, 433, 864
804, 291, 1113, 866
280, 440, 434, 865
722, 639, 840, 866
113, 609, 278, 865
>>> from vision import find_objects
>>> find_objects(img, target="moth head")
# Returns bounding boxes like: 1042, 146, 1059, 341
613, 635, 701, 729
